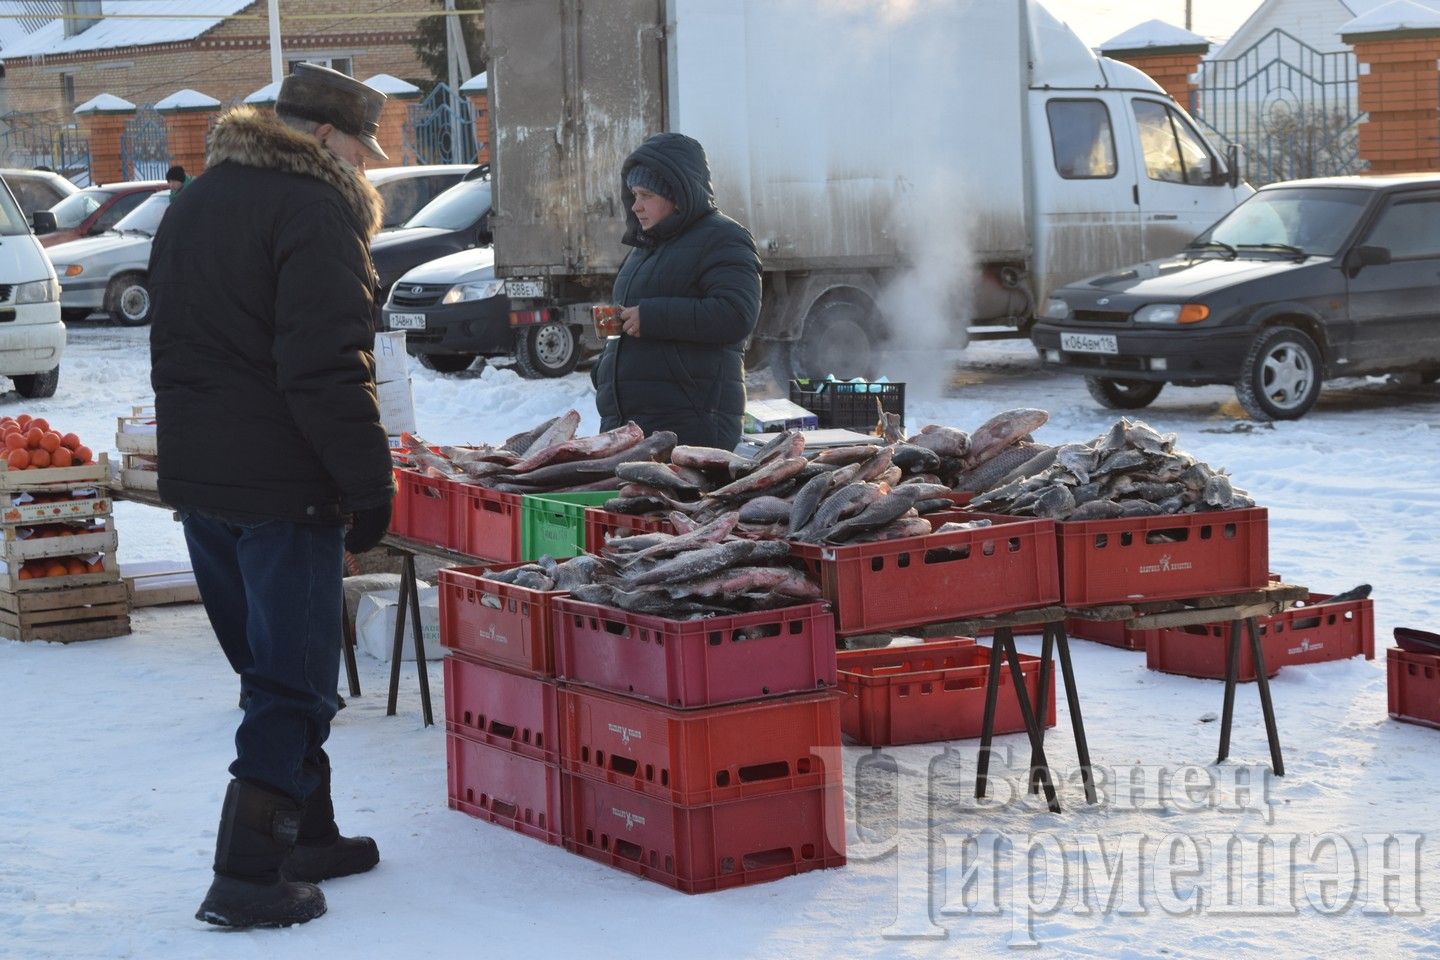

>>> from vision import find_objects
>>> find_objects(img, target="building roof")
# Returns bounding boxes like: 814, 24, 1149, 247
1341, 0, 1440, 32
459, 71, 487, 93
0, 2, 62, 51
1344, 0, 1440, 14
1, 1, 254, 60
1100, 19, 1209, 53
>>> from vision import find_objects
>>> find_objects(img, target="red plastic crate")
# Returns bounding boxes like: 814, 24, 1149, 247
1147, 592, 1375, 682
552, 598, 836, 708
438, 564, 563, 676
444, 656, 560, 763
1389, 647, 1440, 730
389, 469, 463, 551
582, 508, 677, 555
559, 686, 842, 805
446, 733, 563, 845
837, 639, 1055, 745
561, 775, 845, 893
788, 514, 1060, 636
1057, 507, 1269, 607
456, 486, 522, 562
1065, 618, 1158, 651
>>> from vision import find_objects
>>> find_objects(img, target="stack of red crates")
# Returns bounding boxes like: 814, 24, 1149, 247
438, 562, 848, 893
551, 596, 847, 893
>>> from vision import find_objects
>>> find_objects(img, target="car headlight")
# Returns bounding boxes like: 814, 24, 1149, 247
1133, 303, 1210, 325
1041, 298, 1071, 321
441, 279, 505, 304
13, 278, 60, 304
53, 264, 83, 278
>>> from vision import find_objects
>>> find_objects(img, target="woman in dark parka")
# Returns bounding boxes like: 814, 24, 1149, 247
593, 132, 762, 451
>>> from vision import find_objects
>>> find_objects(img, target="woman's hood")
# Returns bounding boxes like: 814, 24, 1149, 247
620, 132, 717, 247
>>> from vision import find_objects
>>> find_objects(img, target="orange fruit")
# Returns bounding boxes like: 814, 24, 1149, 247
25, 427, 42, 449
74, 446, 92, 465
4, 433, 24, 451
16, 414, 31, 429
39, 432, 60, 453
7, 449, 29, 470
51, 447, 73, 468
60, 433, 80, 451
64, 558, 87, 575
29, 449, 50, 469
30, 418, 48, 433
44, 561, 66, 578
17, 566, 32, 581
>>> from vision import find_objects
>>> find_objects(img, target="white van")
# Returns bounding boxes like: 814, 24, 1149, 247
0, 178, 63, 398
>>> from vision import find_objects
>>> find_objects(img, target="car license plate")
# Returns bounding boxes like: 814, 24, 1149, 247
389, 313, 426, 330
1061, 332, 1118, 355
505, 280, 545, 299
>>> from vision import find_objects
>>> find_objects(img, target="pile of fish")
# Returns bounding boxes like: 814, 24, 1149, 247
483, 514, 825, 618
396, 411, 677, 494
969, 417, 1257, 521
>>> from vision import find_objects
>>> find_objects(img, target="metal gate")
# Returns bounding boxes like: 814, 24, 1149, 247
120, 106, 169, 181
1193, 29, 1365, 185
404, 83, 477, 165
0, 114, 91, 185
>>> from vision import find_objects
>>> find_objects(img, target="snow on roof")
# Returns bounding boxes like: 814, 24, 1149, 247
1345, 0, 1440, 16
154, 88, 221, 111
1, 1, 253, 60
1099, 19, 1209, 53
73, 92, 135, 114
1341, 0, 1440, 32
364, 74, 420, 97
244, 80, 281, 105
0, 2, 61, 51
460, 71, 488, 93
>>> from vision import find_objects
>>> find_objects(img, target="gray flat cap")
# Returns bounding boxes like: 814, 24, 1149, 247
276, 62, 388, 160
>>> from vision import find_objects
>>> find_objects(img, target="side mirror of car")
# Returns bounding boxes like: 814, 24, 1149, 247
31, 210, 56, 234
1344, 245, 1392, 274
1225, 144, 1242, 189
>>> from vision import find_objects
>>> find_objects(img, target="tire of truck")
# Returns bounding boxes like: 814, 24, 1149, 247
1084, 376, 1164, 410
105, 272, 152, 327
12, 365, 59, 399
514, 322, 579, 379
1234, 325, 1323, 421
417, 353, 479, 374
769, 295, 884, 385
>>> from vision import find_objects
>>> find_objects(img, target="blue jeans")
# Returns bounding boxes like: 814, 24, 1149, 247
182, 511, 343, 801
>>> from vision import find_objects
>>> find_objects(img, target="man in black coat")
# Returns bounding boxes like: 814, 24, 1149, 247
593, 132, 762, 451
149, 64, 394, 929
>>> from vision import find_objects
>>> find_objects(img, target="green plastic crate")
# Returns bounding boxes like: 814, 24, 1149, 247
520, 491, 619, 560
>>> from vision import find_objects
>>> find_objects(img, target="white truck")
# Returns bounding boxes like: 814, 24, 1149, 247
487, 0, 1250, 380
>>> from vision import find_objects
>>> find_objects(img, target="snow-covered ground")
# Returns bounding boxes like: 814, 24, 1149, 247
3, 324, 1439, 959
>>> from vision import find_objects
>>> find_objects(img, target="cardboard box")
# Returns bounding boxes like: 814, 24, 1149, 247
377, 377, 417, 437
355, 587, 444, 662
373, 330, 410, 384
742, 398, 820, 434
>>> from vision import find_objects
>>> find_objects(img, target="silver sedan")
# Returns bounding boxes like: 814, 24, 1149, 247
47, 191, 170, 326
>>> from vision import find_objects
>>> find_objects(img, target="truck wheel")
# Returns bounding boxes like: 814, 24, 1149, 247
417, 353, 479, 374
1235, 326, 1322, 421
105, 273, 152, 327
12, 366, 59, 399
514, 322, 579, 379
771, 297, 883, 385
1085, 376, 1163, 410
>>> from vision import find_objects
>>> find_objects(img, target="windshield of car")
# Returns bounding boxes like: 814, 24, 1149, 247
1193, 187, 1370, 257
49, 188, 112, 229
0, 180, 28, 236
404, 179, 491, 231
113, 193, 170, 236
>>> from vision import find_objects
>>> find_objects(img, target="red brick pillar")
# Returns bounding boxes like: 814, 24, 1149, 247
74, 94, 136, 186
461, 72, 489, 165
363, 74, 421, 167
155, 88, 221, 176
1344, 17, 1440, 174
1101, 23, 1210, 109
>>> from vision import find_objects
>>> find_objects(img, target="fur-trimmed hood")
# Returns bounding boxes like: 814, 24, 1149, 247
207, 106, 383, 238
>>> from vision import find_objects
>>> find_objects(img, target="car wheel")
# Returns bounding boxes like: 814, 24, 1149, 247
417, 353, 479, 374
12, 366, 59, 399
514, 322, 579, 379
1084, 376, 1163, 410
105, 273, 152, 327
1235, 326, 1322, 421
770, 296, 884, 386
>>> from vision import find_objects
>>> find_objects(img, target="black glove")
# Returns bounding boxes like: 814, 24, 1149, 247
344, 502, 392, 555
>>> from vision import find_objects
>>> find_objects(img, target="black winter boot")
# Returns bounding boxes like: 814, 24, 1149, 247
282, 758, 379, 883
196, 779, 327, 928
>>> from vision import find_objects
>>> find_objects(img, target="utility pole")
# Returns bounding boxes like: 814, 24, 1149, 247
444, 0, 472, 162
268, 0, 283, 84
1185, 0, 1193, 31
